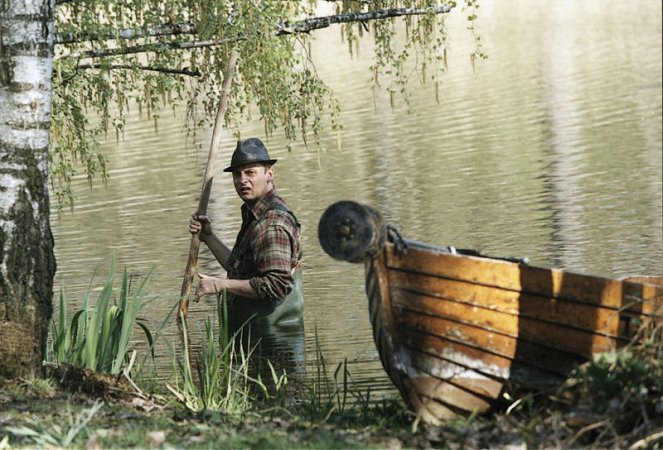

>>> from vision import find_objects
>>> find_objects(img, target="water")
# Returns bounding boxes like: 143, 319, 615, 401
51, 0, 662, 395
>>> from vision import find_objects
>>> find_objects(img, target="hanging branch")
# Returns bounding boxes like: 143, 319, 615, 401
276, 5, 452, 35
56, 5, 452, 60
60, 38, 238, 61
75, 63, 200, 76
176, 48, 239, 336
56, 22, 197, 45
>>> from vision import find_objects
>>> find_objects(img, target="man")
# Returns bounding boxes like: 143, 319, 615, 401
189, 137, 304, 388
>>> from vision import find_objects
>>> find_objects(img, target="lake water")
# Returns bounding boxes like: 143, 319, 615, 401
51, 0, 662, 396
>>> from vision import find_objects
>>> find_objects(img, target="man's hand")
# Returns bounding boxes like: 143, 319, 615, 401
195, 273, 260, 300
189, 214, 232, 269
189, 213, 212, 242
195, 273, 222, 298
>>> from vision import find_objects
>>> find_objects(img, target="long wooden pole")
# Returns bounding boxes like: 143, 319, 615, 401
177, 49, 239, 331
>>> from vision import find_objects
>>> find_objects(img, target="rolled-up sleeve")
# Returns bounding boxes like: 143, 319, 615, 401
249, 224, 296, 302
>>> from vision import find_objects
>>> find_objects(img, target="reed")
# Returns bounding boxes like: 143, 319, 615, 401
295, 327, 374, 421
166, 293, 285, 414
47, 258, 154, 375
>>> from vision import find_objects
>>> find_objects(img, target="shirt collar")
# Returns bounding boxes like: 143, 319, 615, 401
241, 188, 277, 221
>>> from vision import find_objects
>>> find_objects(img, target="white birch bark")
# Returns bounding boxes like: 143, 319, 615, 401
0, 0, 56, 378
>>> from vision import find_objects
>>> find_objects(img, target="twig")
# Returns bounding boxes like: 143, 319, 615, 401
119, 351, 147, 400
165, 383, 185, 403
59, 38, 237, 60
277, 6, 452, 35
75, 63, 200, 77
567, 420, 609, 447
124, 349, 137, 374
506, 397, 525, 415
56, 22, 197, 45
121, 372, 147, 400
629, 430, 663, 450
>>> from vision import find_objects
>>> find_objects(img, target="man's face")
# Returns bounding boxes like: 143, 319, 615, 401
232, 163, 273, 202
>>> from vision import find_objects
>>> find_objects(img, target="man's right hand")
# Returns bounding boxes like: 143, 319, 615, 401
189, 213, 212, 242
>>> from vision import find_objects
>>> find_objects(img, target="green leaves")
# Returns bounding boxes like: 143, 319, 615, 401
47, 258, 154, 375
581, 350, 659, 412
167, 294, 272, 414
49, 0, 467, 209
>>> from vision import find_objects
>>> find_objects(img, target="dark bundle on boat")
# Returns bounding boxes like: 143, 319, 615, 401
318, 200, 663, 425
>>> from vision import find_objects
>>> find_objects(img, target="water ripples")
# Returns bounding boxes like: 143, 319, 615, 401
51, 0, 661, 394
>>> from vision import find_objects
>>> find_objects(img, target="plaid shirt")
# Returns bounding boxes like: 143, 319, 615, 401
227, 188, 301, 304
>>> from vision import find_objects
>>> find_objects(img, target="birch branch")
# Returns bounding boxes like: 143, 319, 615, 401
276, 5, 452, 35
57, 5, 452, 60
60, 38, 237, 60
56, 22, 197, 45
75, 63, 200, 76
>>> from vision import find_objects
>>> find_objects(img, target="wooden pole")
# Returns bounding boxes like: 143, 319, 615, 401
177, 49, 239, 331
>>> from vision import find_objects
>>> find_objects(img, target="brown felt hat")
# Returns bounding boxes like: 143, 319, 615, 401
223, 138, 277, 172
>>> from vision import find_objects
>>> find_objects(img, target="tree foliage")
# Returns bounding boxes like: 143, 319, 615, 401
51, 0, 480, 208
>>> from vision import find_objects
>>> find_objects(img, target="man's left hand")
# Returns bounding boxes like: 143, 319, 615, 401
195, 273, 222, 298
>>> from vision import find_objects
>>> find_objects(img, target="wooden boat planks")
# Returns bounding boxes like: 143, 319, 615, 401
388, 273, 647, 355
397, 325, 577, 387
365, 252, 493, 420
384, 242, 662, 317
392, 295, 591, 370
389, 271, 633, 339
375, 257, 575, 418
405, 367, 494, 413
369, 251, 524, 417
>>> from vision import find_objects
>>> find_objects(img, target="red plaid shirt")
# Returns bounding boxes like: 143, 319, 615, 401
227, 188, 301, 303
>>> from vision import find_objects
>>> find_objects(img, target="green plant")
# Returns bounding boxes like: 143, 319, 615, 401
572, 308, 662, 417
167, 292, 285, 414
582, 350, 653, 411
6, 399, 103, 447
47, 258, 155, 375
16, 377, 57, 398
298, 327, 371, 422
503, 308, 663, 449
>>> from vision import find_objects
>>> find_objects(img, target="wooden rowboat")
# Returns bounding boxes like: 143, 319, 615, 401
318, 201, 663, 425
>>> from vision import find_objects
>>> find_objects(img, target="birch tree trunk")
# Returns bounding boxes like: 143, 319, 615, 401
0, 0, 56, 378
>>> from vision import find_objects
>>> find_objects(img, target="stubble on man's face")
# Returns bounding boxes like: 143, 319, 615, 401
232, 164, 273, 202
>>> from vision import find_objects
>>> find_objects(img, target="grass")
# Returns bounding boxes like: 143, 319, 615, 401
296, 327, 395, 425
3, 331, 662, 449
0, 375, 415, 449
4, 399, 103, 448
166, 292, 289, 414
168, 307, 251, 413
3, 266, 661, 449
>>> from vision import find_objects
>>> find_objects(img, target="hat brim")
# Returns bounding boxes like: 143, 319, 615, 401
223, 159, 278, 172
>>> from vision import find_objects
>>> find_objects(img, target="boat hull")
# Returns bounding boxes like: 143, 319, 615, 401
366, 240, 662, 424
318, 200, 662, 424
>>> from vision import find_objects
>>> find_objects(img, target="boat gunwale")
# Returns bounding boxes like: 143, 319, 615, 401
386, 240, 663, 317
399, 238, 663, 290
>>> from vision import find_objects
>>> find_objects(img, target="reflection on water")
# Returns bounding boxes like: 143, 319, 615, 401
51, 0, 662, 395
